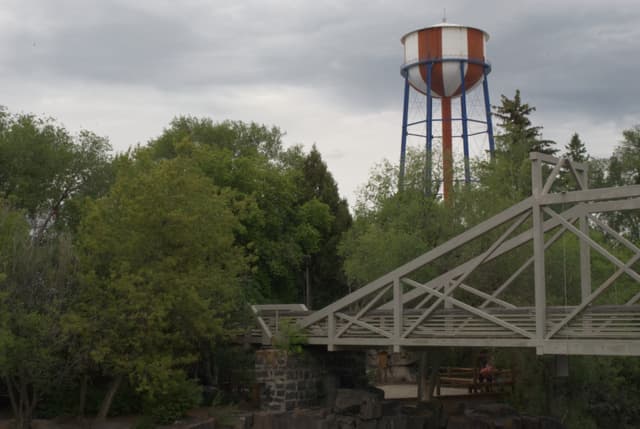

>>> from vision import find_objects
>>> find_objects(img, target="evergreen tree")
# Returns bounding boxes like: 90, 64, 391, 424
493, 90, 557, 157
565, 132, 589, 162
297, 145, 352, 308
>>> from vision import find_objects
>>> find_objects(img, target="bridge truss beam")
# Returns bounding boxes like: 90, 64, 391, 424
250, 153, 640, 356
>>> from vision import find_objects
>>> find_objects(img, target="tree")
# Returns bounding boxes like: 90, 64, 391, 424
340, 147, 461, 287
71, 152, 248, 419
565, 132, 589, 162
493, 90, 557, 157
473, 91, 558, 201
0, 108, 113, 429
291, 146, 352, 308
145, 118, 352, 306
0, 109, 113, 239
0, 202, 78, 429
598, 125, 640, 242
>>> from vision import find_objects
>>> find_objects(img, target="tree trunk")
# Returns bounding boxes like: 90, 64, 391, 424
427, 351, 441, 401
78, 374, 88, 418
417, 352, 427, 401
5, 377, 34, 429
305, 263, 311, 309
96, 375, 123, 421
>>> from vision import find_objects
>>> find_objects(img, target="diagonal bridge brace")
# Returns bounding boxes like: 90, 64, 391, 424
401, 212, 530, 338
386, 197, 640, 311
544, 207, 640, 339
402, 278, 534, 339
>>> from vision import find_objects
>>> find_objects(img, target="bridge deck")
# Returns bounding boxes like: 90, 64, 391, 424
250, 305, 640, 355
249, 154, 640, 356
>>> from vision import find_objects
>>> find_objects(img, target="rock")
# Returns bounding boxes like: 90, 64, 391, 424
520, 415, 540, 429
494, 416, 523, 429
333, 387, 384, 419
333, 415, 357, 429
468, 403, 518, 418
380, 400, 402, 416
538, 416, 565, 429
288, 408, 332, 429
377, 415, 408, 429
356, 419, 378, 429
447, 414, 493, 429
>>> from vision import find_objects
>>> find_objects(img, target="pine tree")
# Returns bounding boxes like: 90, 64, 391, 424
564, 133, 589, 162
493, 90, 557, 156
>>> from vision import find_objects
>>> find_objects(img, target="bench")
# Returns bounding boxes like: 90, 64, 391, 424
436, 367, 514, 395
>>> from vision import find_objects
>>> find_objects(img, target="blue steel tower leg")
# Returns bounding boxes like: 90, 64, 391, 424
426, 63, 433, 196
459, 61, 471, 184
482, 66, 495, 158
399, 77, 410, 191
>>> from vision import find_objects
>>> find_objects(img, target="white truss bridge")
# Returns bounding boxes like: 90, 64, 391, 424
250, 153, 640, 356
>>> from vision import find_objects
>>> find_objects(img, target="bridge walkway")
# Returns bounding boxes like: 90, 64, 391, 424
249, 153, 640, 356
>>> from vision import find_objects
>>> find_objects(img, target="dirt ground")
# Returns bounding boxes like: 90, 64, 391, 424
377, 383, 469, 399
0, 408, 216, 429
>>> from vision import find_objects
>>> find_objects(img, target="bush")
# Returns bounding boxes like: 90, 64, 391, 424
142, 376, 202, 424
273, 318, 307, 354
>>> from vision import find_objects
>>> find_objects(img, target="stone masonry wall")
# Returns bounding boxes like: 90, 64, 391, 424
255, 349, 321, 412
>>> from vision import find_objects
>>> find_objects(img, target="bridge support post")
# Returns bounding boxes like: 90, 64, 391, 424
579, 166, 591, 302
328, 312, 335, 352
393, 278, 402, 353
531, 155, 547, 353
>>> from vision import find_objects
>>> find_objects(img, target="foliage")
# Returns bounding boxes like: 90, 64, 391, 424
273, 318, 308, 354
0, 204, 79, 429
142, 375, 202, 424
564, 133, 589, 162
0, 109, 113, 237
295, 146, 352, 308
208, 392, 240, 427
597, 125, 640, 242
340, 147, 461, 287
493, 90, 557, 156
72, 152, 248, 417
145, 119, 351, 306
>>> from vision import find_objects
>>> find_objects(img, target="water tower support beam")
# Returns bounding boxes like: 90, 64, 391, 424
399, 77, 410, 191
482, 66, 496, 158
426, 63, 434, 196
442, 96, 453, 202
459, 61, 471, 184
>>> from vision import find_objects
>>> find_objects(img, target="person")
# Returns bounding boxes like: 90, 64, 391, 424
376, 350, 389, 384
479, 361, 496, 383
479, 360, 497, 392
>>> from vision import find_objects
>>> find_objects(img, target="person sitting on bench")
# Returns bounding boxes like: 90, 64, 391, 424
479, 360, 496, 384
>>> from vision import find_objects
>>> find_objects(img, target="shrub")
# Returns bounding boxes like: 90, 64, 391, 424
142, 376, 202, 424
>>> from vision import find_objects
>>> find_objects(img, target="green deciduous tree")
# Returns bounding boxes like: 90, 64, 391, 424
599, 125, 640, 242
0, 203, 78, 429
0, 109, 113, 239
145, 118, 351, 306
340, 147, 460, 287
72, 153, 248, 419
0, 108, 113, 429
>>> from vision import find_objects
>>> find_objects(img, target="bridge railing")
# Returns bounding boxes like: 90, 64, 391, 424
250, 153, 640, 356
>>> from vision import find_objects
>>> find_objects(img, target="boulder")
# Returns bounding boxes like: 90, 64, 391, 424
447, 414, 493, 429
333, 387, 385, 420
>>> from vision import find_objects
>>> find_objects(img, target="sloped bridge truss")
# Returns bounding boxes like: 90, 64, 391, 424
251, 153, 640, 356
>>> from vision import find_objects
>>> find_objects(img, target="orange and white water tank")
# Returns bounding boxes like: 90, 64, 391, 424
401, 23, 489, 98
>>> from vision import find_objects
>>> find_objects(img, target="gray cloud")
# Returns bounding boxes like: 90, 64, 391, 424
1, 0, 639, 201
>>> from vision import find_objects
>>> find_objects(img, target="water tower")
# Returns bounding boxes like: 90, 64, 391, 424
399, 22, 495, 200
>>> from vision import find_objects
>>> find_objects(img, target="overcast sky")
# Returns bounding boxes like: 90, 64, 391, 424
2, 0, 639, 204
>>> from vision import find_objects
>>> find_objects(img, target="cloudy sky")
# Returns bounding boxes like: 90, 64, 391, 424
1, 0, 639, 204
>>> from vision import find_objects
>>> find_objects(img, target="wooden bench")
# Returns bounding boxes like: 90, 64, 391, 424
436, 367, 515, 395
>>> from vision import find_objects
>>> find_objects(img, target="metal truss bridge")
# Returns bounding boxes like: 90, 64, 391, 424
250, 153, 640, 356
